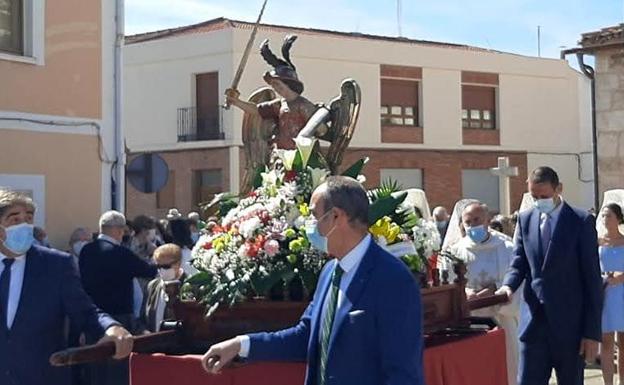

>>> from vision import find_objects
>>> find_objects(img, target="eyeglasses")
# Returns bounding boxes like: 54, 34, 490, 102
304, 210, 332, 228
156, 263, 173, 269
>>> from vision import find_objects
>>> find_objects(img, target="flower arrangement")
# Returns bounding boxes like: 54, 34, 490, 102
183, 139, 369, 316
367, 180, 442, 282
182, 140, 442, 315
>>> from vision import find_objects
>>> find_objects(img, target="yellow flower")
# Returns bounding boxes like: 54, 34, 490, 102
298, 202, 310, 217
369, 216, 401, 244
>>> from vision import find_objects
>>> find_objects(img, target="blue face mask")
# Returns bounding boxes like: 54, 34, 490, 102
305, 212, 335, 254
191, 232, 200, 243
534, 198, 556, 214
2, 223, 35, 255
465, 224, 489, 243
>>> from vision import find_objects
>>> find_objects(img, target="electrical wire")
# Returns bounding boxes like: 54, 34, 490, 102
0, 117, 114, 163
527, 151, 594, 183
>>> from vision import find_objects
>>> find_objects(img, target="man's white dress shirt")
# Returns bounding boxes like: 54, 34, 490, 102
238, 234, 372, 357
0, 251, 26, 329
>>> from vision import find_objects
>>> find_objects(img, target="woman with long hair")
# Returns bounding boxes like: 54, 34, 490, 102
599, 203, 624, 385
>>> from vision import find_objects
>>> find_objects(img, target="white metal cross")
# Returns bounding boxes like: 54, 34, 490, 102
490, 157, 519, 216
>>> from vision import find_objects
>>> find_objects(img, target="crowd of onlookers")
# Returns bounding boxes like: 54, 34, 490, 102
43, 208, 214, 385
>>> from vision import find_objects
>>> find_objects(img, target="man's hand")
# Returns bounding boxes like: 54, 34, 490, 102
579, 338, 599, 363
201, 337, 242, 374
98, 325, 133, 359
494, 285, 513, 303
225, 88, 241, 104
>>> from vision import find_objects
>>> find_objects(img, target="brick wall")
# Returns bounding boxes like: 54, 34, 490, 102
341, 148, 527, 213
126, 147, 527, 219
126, 147, 230, 220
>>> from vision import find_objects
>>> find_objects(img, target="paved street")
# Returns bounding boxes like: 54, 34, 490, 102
548, 368, 604, 384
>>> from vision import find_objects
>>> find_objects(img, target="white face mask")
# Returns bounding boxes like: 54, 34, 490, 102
72, 240, 88, 256
158, 267, 178, 281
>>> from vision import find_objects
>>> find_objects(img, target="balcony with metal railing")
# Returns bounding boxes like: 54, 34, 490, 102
177, 106, 225, 141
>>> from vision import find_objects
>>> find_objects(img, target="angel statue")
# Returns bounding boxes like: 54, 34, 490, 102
225, 34, 361, 194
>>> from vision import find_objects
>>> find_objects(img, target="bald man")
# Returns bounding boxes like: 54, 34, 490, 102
448, 201, 519, 385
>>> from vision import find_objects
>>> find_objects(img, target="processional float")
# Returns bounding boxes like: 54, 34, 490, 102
51, 5, 508, 365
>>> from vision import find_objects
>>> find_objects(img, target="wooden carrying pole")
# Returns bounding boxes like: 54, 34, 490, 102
466, 293, 509, 311
49, 329, 179, 367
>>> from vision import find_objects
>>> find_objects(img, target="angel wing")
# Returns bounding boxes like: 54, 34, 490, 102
241, 87, 277, 195
325, 79, 361, 174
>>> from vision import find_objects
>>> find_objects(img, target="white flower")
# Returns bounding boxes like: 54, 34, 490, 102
239, 217, 262, 238
261, 169, 279, 186
293, 215, 306, 229
309, 167, 330, 190
225, 269, 236, 281
410, 218, 441, 258
295, 136, 317, 168
277, 149, 297, 171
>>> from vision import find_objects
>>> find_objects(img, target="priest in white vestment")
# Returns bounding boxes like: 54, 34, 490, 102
442, 200, 519, 385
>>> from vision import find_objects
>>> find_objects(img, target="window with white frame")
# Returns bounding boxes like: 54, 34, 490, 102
0, 0, 22, 54
461, 169, 499, 211
0, 0, 45, 64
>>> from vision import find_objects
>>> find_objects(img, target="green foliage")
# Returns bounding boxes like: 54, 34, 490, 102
401, 254, 428, 274
341, 157, 369, 178
201, 192, 239, 218
368, 178, 403, 202
368, 191, 407, 226
367, 178, 420, 230
250, 267, 284, 297
252, 167, 264, 189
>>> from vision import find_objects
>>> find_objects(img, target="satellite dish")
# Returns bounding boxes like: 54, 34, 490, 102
127, 153, 169, 193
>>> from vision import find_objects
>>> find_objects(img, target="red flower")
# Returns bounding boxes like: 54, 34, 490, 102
244, 241, 260, 258
247, 191, 257, 198
202, 241, 213, 250
254, 234, 266, 248
259, 211, 271, 225
284, 170, 298, 182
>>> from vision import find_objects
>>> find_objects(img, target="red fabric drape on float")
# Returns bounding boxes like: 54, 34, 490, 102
130, 329, 507, 385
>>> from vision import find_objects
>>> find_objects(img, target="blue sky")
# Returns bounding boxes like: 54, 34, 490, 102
126, 0, 623, 59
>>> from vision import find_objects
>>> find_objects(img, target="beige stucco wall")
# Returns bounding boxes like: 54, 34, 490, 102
0, 130, 103, 249
124, 29, 234, 148
0, 0, 102, 119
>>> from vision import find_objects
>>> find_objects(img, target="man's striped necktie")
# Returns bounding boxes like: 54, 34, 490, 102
318, 264, 344, 385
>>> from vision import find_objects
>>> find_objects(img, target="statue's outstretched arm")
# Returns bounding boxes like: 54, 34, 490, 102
225, 88, 260, 116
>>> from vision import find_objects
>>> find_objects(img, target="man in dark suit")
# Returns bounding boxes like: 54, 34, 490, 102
497, 167, 603, 385
202, 176, 424, 385
0, 189, 133, 385
80, 210, 158, 385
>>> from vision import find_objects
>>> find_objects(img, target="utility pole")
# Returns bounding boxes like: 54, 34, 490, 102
397, 0, 402, 37
537, 25, 541, 57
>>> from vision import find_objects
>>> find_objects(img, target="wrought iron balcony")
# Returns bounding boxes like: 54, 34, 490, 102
177, 107, 224, 141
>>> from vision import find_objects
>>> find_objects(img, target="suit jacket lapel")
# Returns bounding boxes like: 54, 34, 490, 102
10, 247, 43, 333
327, 241, 376, 353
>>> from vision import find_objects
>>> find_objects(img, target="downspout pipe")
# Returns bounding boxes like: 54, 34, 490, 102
561, 47, 600, 210
575, 53, 600, 211
112, 0, 125, 211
